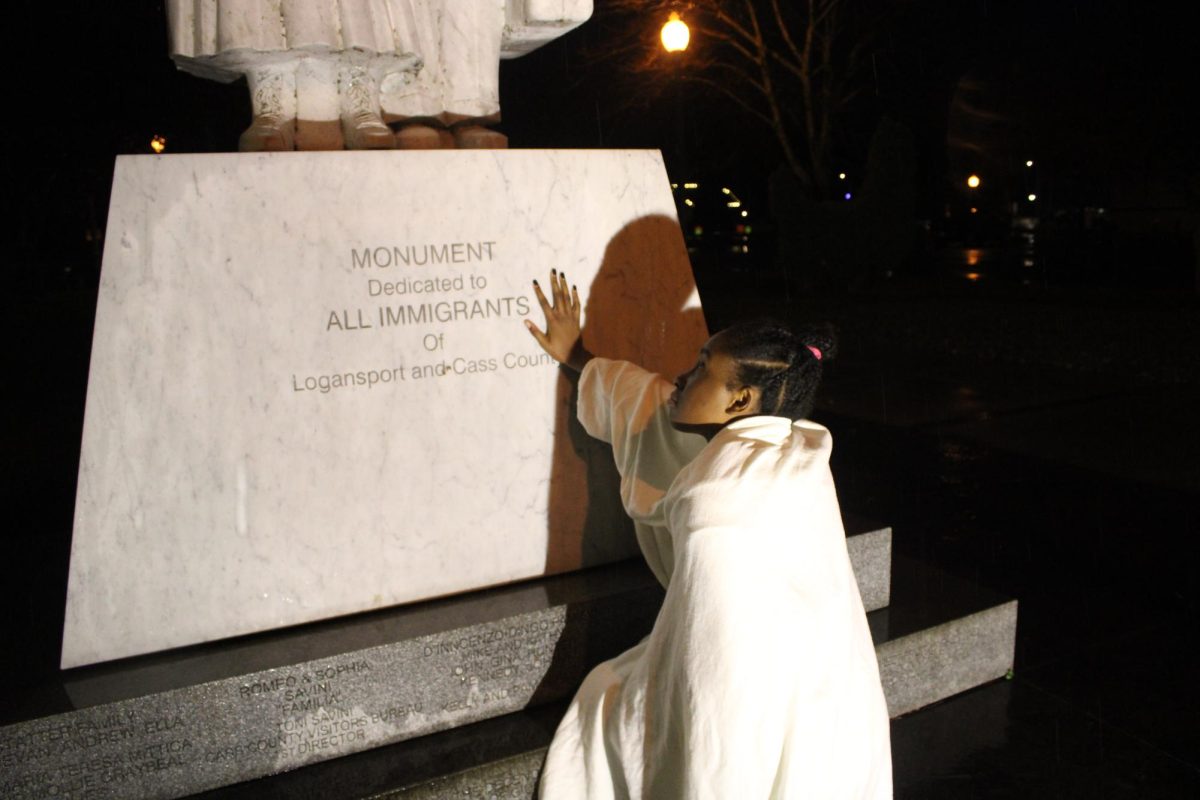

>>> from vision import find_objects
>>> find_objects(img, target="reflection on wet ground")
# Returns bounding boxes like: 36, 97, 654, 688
940, 245, 1041, 287
938, 227, 1042, 288
815, 356, 1200, 796
936, 231, 1041, 287
821, 359, 1200, 491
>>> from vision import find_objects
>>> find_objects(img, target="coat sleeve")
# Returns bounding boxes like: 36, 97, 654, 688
576, 359, 706, 524
576, 357, 663, 445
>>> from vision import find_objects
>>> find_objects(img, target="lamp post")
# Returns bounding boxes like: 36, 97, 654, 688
660, 12, 691, 175
661, 12, 690, 53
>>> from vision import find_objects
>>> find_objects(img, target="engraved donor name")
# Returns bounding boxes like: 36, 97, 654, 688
237, 660, 371, 699
352, 242, 496, 269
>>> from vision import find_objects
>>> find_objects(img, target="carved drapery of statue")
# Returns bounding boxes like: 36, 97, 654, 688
166, 1, 594, 151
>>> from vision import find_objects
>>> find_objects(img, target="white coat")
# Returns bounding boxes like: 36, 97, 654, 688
539, 358, 892, 799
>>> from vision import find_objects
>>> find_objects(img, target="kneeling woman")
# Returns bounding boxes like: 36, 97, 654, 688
526, 271, 892, 799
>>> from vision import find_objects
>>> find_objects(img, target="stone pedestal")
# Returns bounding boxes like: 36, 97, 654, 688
1, 526, 901, 800
64, 150, 707, 669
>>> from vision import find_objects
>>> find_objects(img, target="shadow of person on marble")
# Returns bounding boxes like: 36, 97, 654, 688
531, 213, 709, 705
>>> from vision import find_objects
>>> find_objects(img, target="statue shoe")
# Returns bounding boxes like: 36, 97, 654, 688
238, 115, 295, 152
342, 112, 395, 150
452, 124, 508, 150
394, 123, 443, 150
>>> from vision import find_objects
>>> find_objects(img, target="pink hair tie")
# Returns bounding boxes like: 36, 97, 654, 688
806, 345, 822, 361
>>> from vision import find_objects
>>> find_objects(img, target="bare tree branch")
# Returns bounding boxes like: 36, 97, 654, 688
682, 76, 775, 129
770, 0, 808, 68
690, 22, 762, 68
701, 60, 770, 99
591, 0, 876, 197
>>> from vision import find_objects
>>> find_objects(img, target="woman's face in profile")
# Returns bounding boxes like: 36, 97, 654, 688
668, 333, 745, 427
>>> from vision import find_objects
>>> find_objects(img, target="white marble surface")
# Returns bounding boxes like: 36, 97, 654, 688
63, 150, 706, 668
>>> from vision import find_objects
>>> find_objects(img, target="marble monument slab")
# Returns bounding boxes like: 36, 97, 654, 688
64, 150, 708, 668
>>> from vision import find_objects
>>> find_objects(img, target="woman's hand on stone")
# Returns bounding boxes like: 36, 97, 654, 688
525, 269, 583, 367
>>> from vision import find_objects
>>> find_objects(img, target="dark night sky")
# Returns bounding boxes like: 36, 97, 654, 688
3, 1, 1195, 284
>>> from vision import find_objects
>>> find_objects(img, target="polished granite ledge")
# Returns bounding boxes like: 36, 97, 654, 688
3, 523, 892, 728
197, 553, 1016, 800
0, 525, 894, 800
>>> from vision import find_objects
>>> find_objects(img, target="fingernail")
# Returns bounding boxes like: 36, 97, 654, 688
532, 279, 539, 285
551, 268, 557, 275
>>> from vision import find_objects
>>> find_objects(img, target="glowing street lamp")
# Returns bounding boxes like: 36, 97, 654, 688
661, 12, 689, 52
966, 174, 981, 189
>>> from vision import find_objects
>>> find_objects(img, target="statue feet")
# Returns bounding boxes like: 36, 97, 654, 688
453, 124, 508, 150
338, 64, 393, 149
342, 112, 395, 150
238, 115, 295, 152
394, 122, 443, 150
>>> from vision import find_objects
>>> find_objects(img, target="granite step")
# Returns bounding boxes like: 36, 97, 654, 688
196, 554, 1017, 799
0, 523, 891, 800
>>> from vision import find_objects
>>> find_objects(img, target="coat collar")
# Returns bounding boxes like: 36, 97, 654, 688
720, 414, 796, 445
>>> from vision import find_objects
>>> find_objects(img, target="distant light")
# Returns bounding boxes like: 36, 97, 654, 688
721, 187, 731, 195
741, 210, 748, 217
671, 183, 678, 189
970, 207, 978, 214
1025, 160, 1034, 167
966, 248, 981, 267
967, 174, 981, 189
965, 272, 982, 282
693, 225, 703, 235
683, 182, 699, 189
838, 172, 846, 180
726, 201, 741, 208
683, 198, 694, 207
661, 12, 690, 53
744, 225, 752, 233
844, 192, 852, 200
150, 135, 167, 154
1027, 193, 1037, 202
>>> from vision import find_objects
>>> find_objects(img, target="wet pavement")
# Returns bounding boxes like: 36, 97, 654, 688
811, 345, 1200, 796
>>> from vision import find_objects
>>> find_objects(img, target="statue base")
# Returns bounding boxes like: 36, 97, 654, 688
0, 524, 941, 800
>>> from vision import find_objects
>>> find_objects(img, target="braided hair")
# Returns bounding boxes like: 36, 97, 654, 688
716, 319, 837, 421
